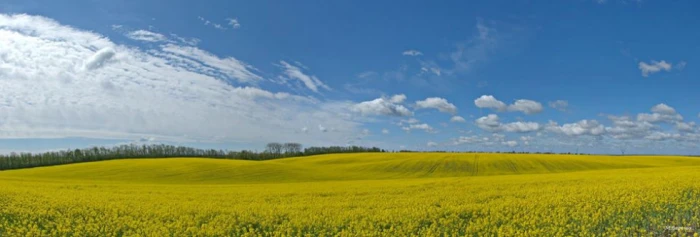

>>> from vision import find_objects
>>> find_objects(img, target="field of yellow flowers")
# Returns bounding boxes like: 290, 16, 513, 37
1, 153, 700, 236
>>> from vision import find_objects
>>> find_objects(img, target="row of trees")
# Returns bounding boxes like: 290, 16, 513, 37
265, 143, 303, 156
0, 143, 385, 171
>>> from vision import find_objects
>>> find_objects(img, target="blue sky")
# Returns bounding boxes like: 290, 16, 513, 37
0, 0, 699, 154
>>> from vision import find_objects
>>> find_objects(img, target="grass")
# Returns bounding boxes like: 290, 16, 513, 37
1, 153, 700, 236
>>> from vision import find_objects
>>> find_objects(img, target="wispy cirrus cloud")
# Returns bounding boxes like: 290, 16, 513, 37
277, 61, 331, 93
125, 29, 168, 42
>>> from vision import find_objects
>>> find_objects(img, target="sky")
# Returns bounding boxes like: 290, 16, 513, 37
0, 0, 699, 154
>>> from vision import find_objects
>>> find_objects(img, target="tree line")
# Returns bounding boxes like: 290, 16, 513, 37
0, 143, 385, 171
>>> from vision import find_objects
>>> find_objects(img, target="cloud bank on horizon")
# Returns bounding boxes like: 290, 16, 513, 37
0, 0, 698, 154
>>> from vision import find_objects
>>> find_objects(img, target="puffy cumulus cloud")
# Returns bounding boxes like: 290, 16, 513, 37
390, 94, 407, 103
402, 123, 434, 133
546, 120, 606, 136
0, 14, 361, 146
605, 116, 656, 140
415, 97, 457, 114
520, 136, 534, 145
351, 95, 413, 117
637, 103, 683, 123
638, 60, 672, 77
402, 50, 423, 56
593, 104, 694, 141
637, 113, 683, 123
475, 114, 541, 133
676, 122, 696, 132
475, 114, 502, 132
450, 116, 466, 123
548, 100, 568, 112
651, 103, 677, 115
427, 141, 438, 147
474, 95, 507, 111
278, 61, 330, 93
508, 99, 543, 115
125, 30, 167, 42
474, 95, 543, 115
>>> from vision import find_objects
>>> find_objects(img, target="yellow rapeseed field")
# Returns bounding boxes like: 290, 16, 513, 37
1, 153, 700, 236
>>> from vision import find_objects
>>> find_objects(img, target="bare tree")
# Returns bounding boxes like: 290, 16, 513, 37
283, 143, 302, 154
266, 143, 283, 155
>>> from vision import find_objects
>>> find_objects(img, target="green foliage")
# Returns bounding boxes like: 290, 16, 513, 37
0, 144, 384, 171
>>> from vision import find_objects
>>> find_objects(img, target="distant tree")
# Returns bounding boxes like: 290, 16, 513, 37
265, 143, 283, 155
283, 143, 302, 154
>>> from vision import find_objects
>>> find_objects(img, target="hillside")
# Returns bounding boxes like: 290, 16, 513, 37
1, 153, 700, 184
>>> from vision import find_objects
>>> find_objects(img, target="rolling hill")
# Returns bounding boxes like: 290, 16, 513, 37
1, 153, 699, 184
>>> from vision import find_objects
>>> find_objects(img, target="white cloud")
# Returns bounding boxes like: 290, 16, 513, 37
402, 123, 434, 133
675, 122, 695, 132
157, 43, 262, 83
475, 114, 540, 133
474, 95, 507, 111
605, 115, 656, 140
502, 121, 541, 133
170, 34, 200, 46
198, 16, 211, 26
638, 60, 672, 77
403, 118, 420, 124
278, 61, 330, 93
402, 50, 422, 56
637, 113, 683, 123
227, 18, 241, 29
475, 114, 502, 132
0, 14, 360, 146
427, 141, 438, 147
546, 120, 606, 136
82, 47, 116, 70
508, 99, 543, 115
651, 103, 677, 115
415, 97, 457, 114
453, 135, 488, 145
390, 94, 407, 103
198, 16, 229, 30
381, 128, 389, 134
502, 140, 518, 147
125, 30, 167, 42
450, 116, 466, 123
319, 125, 328, 132
637, 104, 683, 123
548, 100, 568, 112
351, 95, 413, 117
644, 132, 681, 141
474, 95, 542, 114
